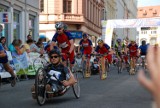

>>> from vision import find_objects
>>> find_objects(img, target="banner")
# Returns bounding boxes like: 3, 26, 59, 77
101, 18, 160, 47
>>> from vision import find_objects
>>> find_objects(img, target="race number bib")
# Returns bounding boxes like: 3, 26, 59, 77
59, 42, 68, 48
83, 43, 89, 47
48, 70, 61, 81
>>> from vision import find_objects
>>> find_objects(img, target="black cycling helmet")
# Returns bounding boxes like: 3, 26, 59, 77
83, 33, 88, 38
117, 38, 121, 43
97, 39, 103, 44
48, 49, 61, 57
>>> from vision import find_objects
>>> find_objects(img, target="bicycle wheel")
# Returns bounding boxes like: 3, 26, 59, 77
33, 57, 48, 71
72, 71, 80, 99
105, 60, 108, 74
82, 60, 86, 78
0, 75, 1, 88
35, 67, 47, 106
117, 60, 122, 74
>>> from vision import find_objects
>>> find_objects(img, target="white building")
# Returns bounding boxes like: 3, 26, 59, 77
0, 0, 39, 45
115, 0, 137, 40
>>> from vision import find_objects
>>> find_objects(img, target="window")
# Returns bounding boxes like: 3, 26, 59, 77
0, 5, 8, 45
13, 10, 20, 39
29, 15, 35, 39
40, 0, 44, 12
63, 0, 72, 13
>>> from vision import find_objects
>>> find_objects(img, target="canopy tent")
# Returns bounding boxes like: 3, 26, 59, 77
101, 18, 160, 47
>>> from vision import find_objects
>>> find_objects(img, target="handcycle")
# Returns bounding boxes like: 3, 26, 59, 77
34, 54, 80, 106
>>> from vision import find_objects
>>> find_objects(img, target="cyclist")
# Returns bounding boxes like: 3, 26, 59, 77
50, 22, 75, 68
95, 39, 111, 80
0, 43, 16, 87
31, 49, 76, 98
139, 40, 148, 56
78, 33, 93, 77
114, 38, 125, 61
127, 40, 139, 74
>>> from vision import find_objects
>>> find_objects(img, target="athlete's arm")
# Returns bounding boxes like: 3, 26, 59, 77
69, 39, 74, 53
50, 33, 58, 50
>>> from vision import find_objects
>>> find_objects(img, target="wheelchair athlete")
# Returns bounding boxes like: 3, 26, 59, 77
31, 49, 76, 98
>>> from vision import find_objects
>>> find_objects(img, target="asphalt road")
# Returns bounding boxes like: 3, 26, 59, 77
0, 66, 153, 108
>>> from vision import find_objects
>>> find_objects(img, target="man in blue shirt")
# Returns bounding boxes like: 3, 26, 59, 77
139, 40, 148, 56
0, 43, 16, 87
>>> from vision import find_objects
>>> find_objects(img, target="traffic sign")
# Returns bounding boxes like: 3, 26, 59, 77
0, 12, 11, 23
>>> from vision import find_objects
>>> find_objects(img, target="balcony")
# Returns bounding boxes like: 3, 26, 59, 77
40, 13, 84, 24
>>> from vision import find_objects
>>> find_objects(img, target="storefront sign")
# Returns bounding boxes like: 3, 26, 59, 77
0, 12, 11, 23
69, 31, 82, 39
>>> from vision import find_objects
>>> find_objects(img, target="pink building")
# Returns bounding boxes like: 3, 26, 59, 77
39, 0, 105, 46
138, 5, 160, 18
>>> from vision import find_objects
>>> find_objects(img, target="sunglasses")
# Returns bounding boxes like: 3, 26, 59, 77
50, 55, 59, 59
57, 28, 62, 30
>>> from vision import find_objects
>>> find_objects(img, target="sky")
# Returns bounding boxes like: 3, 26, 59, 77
138, 0, 160, 7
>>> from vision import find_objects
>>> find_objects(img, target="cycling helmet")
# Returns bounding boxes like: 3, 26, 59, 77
97, 39, 103, 44
55, 22, 65, 29
48, 49, 61, 57
117, 38, 121, 43
39, 35, 46, 39
83, 33, 88, 38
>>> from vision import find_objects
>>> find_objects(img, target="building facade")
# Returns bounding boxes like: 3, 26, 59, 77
39, 0, 105, 46
137, 5, 160, 45
0, 0, 39, 45
115, 0, 137, 41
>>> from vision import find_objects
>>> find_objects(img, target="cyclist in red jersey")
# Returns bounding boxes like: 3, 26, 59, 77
78, 33, 93, 77
127, 40, 139, 74
95, 39, 111, 80
50, 22, 75, 68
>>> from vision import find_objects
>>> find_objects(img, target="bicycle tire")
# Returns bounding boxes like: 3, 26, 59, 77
35, 67, 47, 106
105, 60, 108, 74
33, 57, 48, 71
72, 71, 80, 99
117, 61, 122, 74
82, 60, 86, 78
0, 75, 1, 88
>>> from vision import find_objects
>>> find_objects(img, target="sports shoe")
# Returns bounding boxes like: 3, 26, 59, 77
101, 73, 107, 80
46, 84, 54, 98
10, 76, 16, 87
31, 85, 36, 99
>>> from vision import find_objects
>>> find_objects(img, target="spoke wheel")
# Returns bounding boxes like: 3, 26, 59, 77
35, 67, 46, 106
33, 57, 48, 72
82, 61, 86, 78
117, 61, 122, 74
0, 75, 1, 88
72, 72, 80, 99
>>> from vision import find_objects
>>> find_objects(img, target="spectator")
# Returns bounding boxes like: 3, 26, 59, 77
0, 37, 8, 50
30, 39, 44, 54
27, 34, 32, 41
138, 46, 160, 108
8, 39, 25, 55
